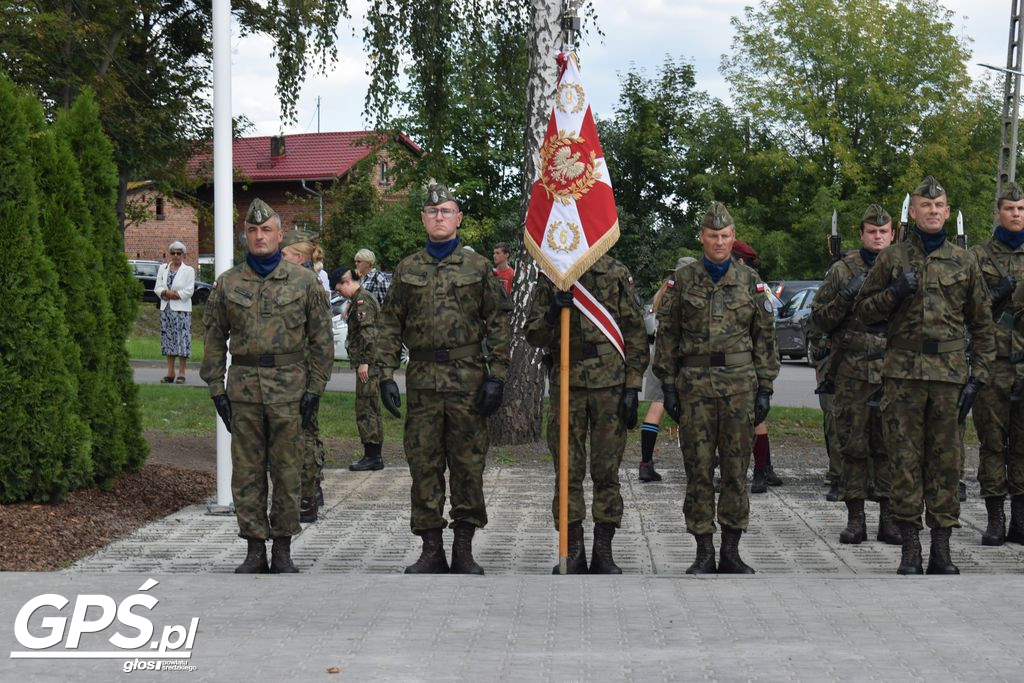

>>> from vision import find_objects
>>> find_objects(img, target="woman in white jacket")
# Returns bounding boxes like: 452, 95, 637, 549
154, 241, 196, 383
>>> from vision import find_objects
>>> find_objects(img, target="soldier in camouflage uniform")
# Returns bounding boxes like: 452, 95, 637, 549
971, 182, 1024, 545
377, 180, 511, 575
654, 203, 780, 574
201, 198, 333, 574
524, 255, 649, 574
811, 204, 901, 546
280, 228, 328, 523
332, 266, 386, 471
855, 176, 995, 575
806, 316, 844, 501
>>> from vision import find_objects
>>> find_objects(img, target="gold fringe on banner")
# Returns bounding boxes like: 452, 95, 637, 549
524, 219, 620, 291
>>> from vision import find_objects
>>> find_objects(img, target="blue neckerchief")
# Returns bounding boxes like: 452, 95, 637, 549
996, 225, 1024, 250
426, 237, 460, 261
703, 256, 730, 283
859, 248, 878, 268
913, 225, 946, 254
246, 250, 282, 278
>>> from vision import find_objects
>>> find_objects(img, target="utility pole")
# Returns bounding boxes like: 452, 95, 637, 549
997, 1, 1024, 204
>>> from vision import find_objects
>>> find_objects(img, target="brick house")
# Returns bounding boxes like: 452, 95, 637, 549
124, 130, 422, 263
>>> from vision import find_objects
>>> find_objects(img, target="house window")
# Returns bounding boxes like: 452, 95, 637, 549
380, 162, 389, 185
155, 196, 166, 220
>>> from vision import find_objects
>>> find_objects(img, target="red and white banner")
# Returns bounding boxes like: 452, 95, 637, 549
525, 52, 619, 291
572, 281, 625, 360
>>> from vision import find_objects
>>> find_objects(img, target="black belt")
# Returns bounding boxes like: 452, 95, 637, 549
232, 351, 305, 367
680, 352, 752, 368
408, 343, 479, 363
889, 338, 966, 354
569, 341, 616, 362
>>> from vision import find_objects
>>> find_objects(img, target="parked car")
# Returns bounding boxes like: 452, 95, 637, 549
768, 280, 820, 307
128, 259, 212, 306
774, 283, 820, 361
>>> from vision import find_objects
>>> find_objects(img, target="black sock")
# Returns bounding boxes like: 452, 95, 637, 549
640, 422, 660, 463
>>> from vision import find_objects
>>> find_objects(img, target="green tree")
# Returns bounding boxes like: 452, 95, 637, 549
0, 74, 91, 502
56, 89, 148, 477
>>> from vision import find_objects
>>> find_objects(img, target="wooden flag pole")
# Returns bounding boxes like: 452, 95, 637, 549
558, 306, 571, 574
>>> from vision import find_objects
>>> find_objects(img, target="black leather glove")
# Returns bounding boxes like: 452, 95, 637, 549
300, 392, 319, 430
1011, 378, 1024, 403
888, 270, 919, 303
474, 377, 504, 417
662, 384, 681, 423
212, 395, 232, 433
618, 388, 639, 429
754, 388, 772, 426
381, 378, 402, 417
544, 288, 575, 324
991, 275, 1017, 306
957, 377, 983, 423
840, 272, 868, 301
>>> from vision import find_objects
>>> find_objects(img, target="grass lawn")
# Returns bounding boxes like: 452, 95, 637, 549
128, 336, 205, 363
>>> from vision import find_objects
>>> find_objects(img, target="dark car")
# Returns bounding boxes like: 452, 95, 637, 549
774, 283, 820, 362
769, 280, 821, 307
128, 259, 212, 306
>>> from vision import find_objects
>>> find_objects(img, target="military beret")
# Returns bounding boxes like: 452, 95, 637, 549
281, 229, 319, 248
912, 175, 946, 199
666, 256, 697, 274
1000, 181, 1024, 203
862, 203, 892, 227
701, 202, 733, 230
245, 197, 278, 225
329, 266, 354, 290
732, 240, 758, 263
424, 179, 459, 207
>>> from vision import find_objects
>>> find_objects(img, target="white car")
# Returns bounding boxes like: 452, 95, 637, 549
330, 294, 349, 361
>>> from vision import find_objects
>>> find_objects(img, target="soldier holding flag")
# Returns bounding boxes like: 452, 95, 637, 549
653, 202, 780, 574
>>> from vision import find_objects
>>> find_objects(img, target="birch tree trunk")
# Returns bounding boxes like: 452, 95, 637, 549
488, 0, 562, 445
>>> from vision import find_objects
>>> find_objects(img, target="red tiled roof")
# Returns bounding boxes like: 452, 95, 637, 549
189, 130, 422, 182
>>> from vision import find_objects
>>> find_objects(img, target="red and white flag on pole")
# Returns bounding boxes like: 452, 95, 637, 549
525, 51, 622, 356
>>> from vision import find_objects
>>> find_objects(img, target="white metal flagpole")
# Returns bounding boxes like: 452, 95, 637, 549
212, 0, 234, 510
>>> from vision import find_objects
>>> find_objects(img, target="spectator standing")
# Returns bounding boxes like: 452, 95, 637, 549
154, 241, 195, 384
492, 242, 515, 296
355, 248, 391, 306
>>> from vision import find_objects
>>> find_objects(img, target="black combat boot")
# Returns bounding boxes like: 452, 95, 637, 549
404, 528, 449, 574
959, 480, 967, 502
982, 496, 1006, 546
450, 522, 485, 575
766, 466, 784, 486
316, 481, 324, 508
269, 536, 299, 574
589, 522, 622, 574
926, 527, 960, 575
750, 468, 768, 494
234, 538, 270, 574
718, 527, 755, 574
638, 461, 662, 482
839, 499, 867, 544
686, 534, 717, 574
896, 523, 923, 575
349, 443, 384, 471
552, 521, 588, 574
1007, 495, 1024, 544
299, 496, 317, 523
876, 499, 902, 545
825, 480, 841, 502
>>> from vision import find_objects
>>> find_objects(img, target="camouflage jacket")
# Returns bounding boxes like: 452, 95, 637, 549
653, 260, 779, 398
524, 255, 649, 390
378, 245, 511, 391
854, 232, 994, 384
344, 285, 381, 367
200, 259, 333, 404
972, 236, 1024, 361
811, 251, 886, 384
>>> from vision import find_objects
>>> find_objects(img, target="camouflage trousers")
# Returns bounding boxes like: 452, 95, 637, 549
356, 366, 383, 445
299, 411, 325, 499
880, 378, 961, 530
546, 384, 625, 528
834, 376, 890, 501
973, 359, 1024, 498
404, 388, 488, 534
818, 389, 842, 481
230, 400, 302, 539
679, 389, 754, 535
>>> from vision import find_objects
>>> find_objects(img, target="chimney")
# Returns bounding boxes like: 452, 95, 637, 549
271, 135, 286, 159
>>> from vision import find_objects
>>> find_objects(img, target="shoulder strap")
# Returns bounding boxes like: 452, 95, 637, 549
899, 241, 912, 274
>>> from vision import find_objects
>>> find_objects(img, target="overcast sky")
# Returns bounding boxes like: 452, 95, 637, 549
228, 0, 1013, 137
